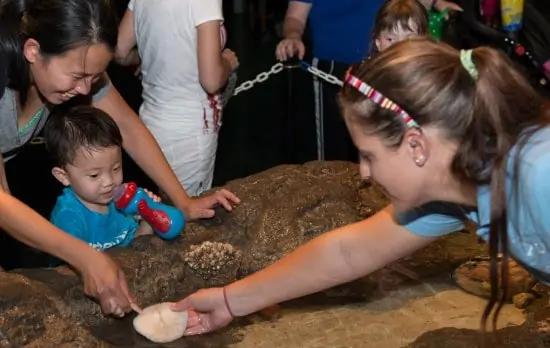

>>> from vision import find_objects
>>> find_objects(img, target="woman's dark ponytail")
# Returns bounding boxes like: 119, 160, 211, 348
0, 0, 31, 100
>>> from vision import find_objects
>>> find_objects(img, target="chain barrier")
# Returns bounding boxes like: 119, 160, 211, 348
28, 60, 341, 146
233, 62, 285, 95
298, 61, 343, 86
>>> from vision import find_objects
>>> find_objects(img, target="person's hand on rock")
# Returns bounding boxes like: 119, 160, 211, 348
183, 189, 241, 221
80, 251, 134, 316
171, 287, 234, 335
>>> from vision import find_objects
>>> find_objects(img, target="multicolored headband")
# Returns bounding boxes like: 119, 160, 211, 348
344, 69, 419, 129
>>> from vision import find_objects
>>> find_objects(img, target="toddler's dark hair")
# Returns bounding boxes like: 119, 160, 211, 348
44, 105, 123, 167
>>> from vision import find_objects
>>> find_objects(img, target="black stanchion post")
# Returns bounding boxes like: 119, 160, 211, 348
283, 58, 300, 164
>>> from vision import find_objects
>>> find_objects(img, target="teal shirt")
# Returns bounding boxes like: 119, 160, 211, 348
50, 188, 138, 251
397, 127, 550, 284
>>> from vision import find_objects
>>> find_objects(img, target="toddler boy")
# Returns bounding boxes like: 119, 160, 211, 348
44, 105, 157, 251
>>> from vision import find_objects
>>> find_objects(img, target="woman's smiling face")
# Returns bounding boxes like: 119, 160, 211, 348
24, 40, 112, 104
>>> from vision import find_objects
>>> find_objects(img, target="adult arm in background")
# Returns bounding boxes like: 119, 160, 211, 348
115, 7, 141, 68
197, 20, 238, 94
418, 0, 463, 12
172, 205, 442, 334
275, 1, 311, 61
92, 84, 240, 220
0, 189, 133, 315
194, 0, 239, 94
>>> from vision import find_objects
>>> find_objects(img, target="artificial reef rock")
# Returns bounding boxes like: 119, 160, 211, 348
0, 161, 548, 347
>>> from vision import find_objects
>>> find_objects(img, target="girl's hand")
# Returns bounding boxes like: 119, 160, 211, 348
171, 287, 234, 335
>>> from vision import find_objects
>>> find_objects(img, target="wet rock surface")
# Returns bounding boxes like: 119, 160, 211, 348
0, 161, 547, 347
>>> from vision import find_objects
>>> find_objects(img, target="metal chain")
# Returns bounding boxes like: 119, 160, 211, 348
233, 62, 284, 95
299, 61, 343, 86
27, 61, 340, 147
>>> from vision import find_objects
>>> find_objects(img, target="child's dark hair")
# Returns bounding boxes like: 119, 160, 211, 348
372, 0, 429, 50
44, 105, 123, 167
339, 38, 549, 333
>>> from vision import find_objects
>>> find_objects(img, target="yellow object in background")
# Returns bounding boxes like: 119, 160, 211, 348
501, 0, 524, 32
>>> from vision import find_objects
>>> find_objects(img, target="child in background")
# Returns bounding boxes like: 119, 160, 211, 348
371, 0, 430, 53
44, 106, 160, 252
116, 0, 239, 197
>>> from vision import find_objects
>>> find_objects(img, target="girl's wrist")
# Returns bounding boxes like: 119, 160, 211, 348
223, 282, 259, 317
222, 286, 236, 317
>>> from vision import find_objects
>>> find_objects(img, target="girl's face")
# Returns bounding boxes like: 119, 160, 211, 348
24, 40, 112, 105
375, 20, 421, 52
344, 114, 451, 213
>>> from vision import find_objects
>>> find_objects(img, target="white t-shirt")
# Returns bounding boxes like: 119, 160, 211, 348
128, 0, 225, 135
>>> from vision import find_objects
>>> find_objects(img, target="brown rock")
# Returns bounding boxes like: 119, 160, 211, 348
0, 161, 518, 347
258, 304, 282, 321
513, 293, 536, 309
453, 258, 537, 301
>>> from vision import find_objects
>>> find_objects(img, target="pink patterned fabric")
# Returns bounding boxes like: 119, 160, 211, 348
543, 60, 550, 79
481, 0, 499, 22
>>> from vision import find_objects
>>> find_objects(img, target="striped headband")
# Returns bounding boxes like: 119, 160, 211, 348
344, 69, 419, 129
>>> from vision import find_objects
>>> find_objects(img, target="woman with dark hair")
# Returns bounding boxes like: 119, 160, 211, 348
0, 0, 239, 316
171, 39, 550, 336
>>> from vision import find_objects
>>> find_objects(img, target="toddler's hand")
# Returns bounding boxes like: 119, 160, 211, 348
134, 189, 161, 220
143, 188, 161, 203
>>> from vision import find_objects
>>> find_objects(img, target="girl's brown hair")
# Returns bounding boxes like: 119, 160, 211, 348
340, 38, 549, 331
372, 0, 429, 50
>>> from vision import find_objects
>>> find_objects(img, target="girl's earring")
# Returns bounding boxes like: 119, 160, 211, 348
415, 155, 425, 166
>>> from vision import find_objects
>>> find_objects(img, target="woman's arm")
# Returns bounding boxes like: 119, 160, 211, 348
0, 190, 133, 314
115, 9, 140, 67
225, 205, 436, 316
93, 86, 192, 211
0, 190, 94, 266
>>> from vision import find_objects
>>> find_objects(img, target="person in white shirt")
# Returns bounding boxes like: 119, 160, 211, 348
116, 0, 239, 196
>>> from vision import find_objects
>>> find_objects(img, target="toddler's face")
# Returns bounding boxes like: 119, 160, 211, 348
375, 20, 421, 51
54, 146, 124, 212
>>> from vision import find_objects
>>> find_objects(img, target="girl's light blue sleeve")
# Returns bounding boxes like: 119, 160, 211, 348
395, 202, 467, 237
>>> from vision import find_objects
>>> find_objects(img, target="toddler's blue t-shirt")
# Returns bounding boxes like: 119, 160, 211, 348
396, 126, 550, 284
50, 188, 138, 251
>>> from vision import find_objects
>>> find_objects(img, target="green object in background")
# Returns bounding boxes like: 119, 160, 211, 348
428, 9, 451, 40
